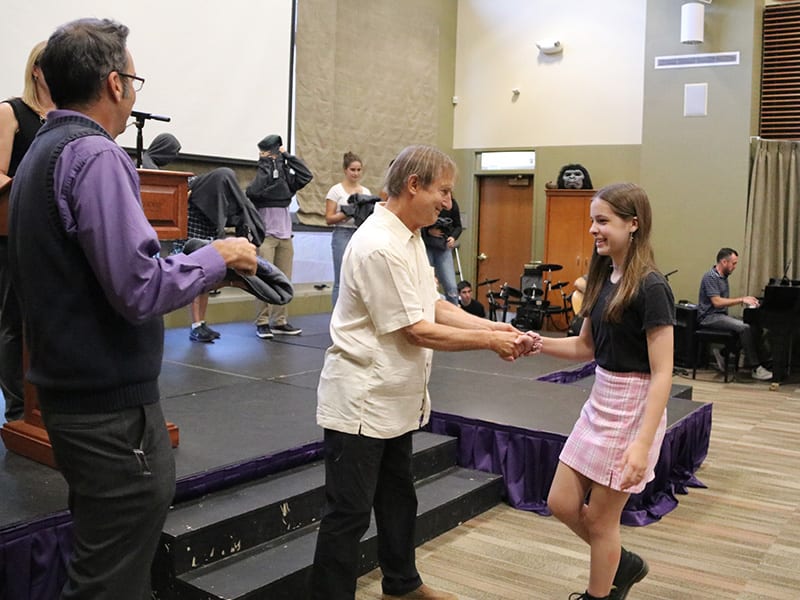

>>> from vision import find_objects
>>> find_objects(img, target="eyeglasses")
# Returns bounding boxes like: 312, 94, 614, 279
117, 72, 145, 92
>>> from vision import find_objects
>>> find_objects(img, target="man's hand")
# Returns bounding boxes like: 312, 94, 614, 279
211, 238, 258, 275
489, 330, 530, 361
446, 236, 456, 249
742, 295, 760, 308
490, 321, 518, 333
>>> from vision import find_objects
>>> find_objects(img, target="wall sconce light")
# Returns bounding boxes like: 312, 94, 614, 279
681, 2, 706, 44
536, 40, 563, 55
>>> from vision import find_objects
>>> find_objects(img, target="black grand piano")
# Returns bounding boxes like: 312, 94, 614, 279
744, 279, 800, 382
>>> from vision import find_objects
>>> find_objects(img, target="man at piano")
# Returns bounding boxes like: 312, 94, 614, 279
697, 247, 772, 381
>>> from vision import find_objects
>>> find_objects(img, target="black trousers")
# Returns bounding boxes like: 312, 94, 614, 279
43, 402, 176, 600
311, 429, 422, 599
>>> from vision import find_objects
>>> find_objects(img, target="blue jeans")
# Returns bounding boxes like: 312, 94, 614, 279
331, 228, 355, 307
426, 246, 458, 304
699, 312, 766, 368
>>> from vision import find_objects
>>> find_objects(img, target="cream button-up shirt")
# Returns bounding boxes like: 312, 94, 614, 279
316, 203, 440, 438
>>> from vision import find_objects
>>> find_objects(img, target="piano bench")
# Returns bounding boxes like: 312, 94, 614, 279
691, 329, 741, 383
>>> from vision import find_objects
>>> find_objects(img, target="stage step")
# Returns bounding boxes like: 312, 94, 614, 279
173, 467, 501, 600
153, 432, 502, 599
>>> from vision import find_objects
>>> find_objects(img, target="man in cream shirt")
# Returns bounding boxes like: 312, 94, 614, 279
312, 145, 532, 600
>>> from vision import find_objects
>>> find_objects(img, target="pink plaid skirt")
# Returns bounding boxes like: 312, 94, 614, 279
559, 366, 666, 493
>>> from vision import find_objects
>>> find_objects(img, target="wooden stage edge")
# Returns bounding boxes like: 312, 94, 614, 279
1, 421, 180, 469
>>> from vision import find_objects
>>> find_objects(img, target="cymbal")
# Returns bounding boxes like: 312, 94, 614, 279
477, 278, 499, 287
523, 286, 544, 297
530, 263, 563, 272
500, 285, 522, 298
549, 281, 568, 290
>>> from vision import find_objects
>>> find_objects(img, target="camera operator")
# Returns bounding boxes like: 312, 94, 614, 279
422, 197, 462, 304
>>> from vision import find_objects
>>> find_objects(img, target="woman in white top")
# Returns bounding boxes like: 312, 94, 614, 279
325, 151, 371, 306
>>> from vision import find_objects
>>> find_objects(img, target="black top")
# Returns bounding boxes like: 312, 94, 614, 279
460, 298, 485, 318
246, 153, 313, 208
4, 98, 43, 177
589, 271, 675, 373
422, 198, 463, 251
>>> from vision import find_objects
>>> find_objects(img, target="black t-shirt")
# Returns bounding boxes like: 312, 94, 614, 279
590, 271, 675, 373
460, 298, 485, 318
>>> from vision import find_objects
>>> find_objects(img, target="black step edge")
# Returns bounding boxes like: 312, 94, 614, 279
172, 466, 503, 600
155, 432, 458, 579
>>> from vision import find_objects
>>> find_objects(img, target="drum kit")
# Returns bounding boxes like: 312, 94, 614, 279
478, 263, 569, 329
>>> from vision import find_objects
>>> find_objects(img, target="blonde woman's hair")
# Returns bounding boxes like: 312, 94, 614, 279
21, 41, 47, 115
581, 182, 659, 323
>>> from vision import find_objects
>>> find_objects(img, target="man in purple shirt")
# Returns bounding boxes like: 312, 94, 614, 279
8, 18, 257, 600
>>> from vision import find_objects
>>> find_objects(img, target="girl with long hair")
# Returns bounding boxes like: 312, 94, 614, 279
527, 182, 675, 600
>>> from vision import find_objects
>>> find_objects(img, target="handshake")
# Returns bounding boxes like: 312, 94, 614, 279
490, 327, 544, 361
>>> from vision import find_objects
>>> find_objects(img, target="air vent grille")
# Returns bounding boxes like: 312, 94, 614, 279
654, 52, 740, 69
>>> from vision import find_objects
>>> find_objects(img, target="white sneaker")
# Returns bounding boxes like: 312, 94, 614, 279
711, 347, 726, 373
752, 365, 773, 381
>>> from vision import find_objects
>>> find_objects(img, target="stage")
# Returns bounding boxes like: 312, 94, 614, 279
0, 313, 711, 598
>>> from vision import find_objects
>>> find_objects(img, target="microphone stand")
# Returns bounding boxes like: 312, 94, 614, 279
663, 268, 689, 376
134, 113, 146, 168
130, 110, 171, 168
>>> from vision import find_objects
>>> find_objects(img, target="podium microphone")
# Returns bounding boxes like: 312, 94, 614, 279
664, 269, 678, 280
131, 109, 171, 122
131, 110, 172, 167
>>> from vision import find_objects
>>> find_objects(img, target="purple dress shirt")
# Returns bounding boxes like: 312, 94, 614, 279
49, 109, 227, 323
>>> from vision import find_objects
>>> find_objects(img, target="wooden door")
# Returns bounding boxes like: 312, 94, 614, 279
544, 189, 595, 293
545, 195, 590, 290
476, 175, 533, 299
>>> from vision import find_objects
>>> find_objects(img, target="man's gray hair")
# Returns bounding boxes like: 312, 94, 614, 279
41, 18, 129, 109
383, 145, 456, 198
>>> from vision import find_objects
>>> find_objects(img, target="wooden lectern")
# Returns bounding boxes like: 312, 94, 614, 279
0, 169, 190, 467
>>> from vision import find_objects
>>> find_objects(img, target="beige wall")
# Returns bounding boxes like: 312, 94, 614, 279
452, 0, 765, 302
167, 1, 767, 309
640, 0, 761, 302
532, 145, 641, 259
450, 0, 649, 284
453, 0, 646, 148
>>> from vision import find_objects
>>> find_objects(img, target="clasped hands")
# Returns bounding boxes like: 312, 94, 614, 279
491, 325, 544, 361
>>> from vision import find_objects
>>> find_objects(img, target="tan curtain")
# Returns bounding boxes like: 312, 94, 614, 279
743, 139, 800, 292
293, 0, 445, 227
